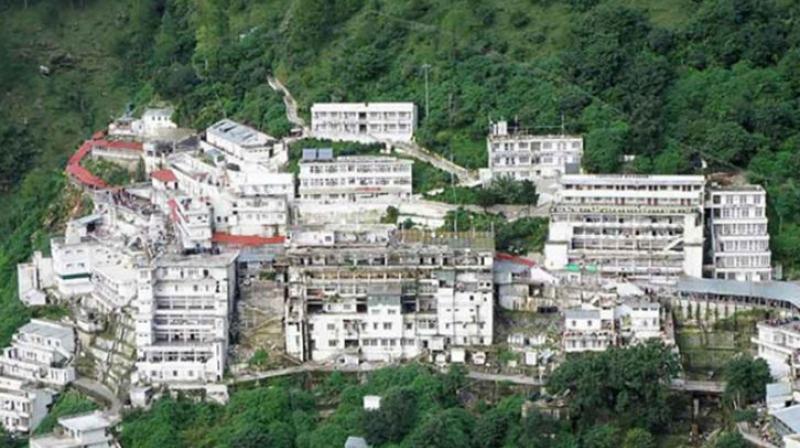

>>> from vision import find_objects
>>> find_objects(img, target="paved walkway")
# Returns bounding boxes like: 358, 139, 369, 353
267, 75, 309, 135
230, 363, 725, 396
391, 140, 478, 185
73, 377, 122, 413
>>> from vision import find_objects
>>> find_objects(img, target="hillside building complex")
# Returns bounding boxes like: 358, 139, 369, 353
284, 227, 494, 363
134, 253, 237, 385
706, 183, 771, 282
545, 174, 706, 284
485, 121, 582, 183
298, 149, 413, 203
311, 102, 418, 142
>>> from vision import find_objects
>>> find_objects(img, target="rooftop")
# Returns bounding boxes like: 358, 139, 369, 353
311, 102, 416, 111
560, 174, 706, 185
59, 410, 113, 432
564, 309, 601, 320
772, 404, 800, 433
207, 119, 274, 147
151, 169, 178, 183
767, 382, 793, 399
154, 251, 239, 268
19, 319, 73, 341
676, 277, 800, 309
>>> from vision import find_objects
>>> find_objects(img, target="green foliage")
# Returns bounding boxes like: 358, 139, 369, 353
547, 341, 680, 431
408, 407, 475, 448
247, 349, 269, 368
381, 206, 399, 224
443, 209, 548, 254
622, 428, 656, 448
363, 387, 418, 444
82, 158, 132, 186
35, 390, 97, 435
722, 355, 772, 408
428, 177, 538, 207
713, 431, 749, 448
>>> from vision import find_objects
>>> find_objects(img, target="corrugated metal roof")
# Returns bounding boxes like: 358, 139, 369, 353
676, 277, 800, 308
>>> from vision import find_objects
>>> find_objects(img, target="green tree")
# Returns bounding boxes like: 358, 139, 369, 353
408, 408, 475, 448
473, 407, 509, 448
363, 387, 418, 445
714, 431, 749, 448
723, 355, 772, 408
622, 428, 655, 448
547, 341, 680, 431
582, 424, 619, 448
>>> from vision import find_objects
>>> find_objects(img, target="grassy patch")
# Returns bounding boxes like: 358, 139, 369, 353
34, 389, 97, 435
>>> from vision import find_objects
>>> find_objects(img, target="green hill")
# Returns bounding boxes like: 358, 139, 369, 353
1, 0, 800, 344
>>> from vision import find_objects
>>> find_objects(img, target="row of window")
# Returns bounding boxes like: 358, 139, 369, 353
491, 140, 582, 151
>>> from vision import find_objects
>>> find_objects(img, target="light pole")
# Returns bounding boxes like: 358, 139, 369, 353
421, 63, 431, 119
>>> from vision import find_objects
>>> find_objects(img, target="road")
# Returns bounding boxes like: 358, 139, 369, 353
73, 377, 122, 413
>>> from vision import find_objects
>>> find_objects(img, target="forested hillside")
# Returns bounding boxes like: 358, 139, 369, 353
1, 0, 800, 338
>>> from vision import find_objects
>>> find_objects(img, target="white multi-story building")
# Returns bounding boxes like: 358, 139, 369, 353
0, 376, 52, 434
618, 301, 661, 341
30, 411, 116, 448
89, 259, 138, 312
545, 174, 706, 284
707, 184, 771, 282
563, 308, 616, 353
753, 320, 800, 380
50, 216, 105, 298
486, 121, 582, 183
285, 227, 494, 363
134, 252, 237, 385
0, 320, 76, 387
311, 102, 418, 143
167, 197, 214, 251
165, 152, 290, 240
17, 251, 55, 306
298, 149, 413, 203
203, 119, 287, 169
108, 107, 177, 140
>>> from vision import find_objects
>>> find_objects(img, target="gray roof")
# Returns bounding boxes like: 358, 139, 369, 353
301, 148, 334, 162
676, 277, 800, 309
767, 382, 792, 399
345, 436, 369, 448
20, 319, 73, 340
208, 119, 273, 145
771, 404, 800, 433
564, 309, 600, 320
59, 411, 112, 432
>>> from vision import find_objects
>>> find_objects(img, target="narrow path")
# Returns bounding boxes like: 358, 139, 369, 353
267, 75, 308, 136
391, 140, 478, 185
73, 376, 122, 413
737, 422, 780, 448
229, 363, 724, 395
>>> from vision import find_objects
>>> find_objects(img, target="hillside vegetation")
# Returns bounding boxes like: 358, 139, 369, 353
1, 0, 800, 332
